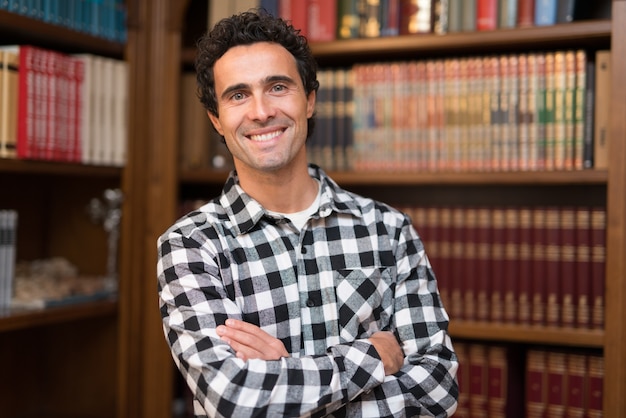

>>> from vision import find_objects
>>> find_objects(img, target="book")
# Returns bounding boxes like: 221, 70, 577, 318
476, 0, 498, 31
399, 0, 433, 34
545, 206, 562, 327
432, 0, 449, 34
490, 206, 506, 323
581, 51, 595, 169
534, 0, 557, 26
593, 50, 610, 170
447, 0, 463, 32
308, 0, 337, 41
559, 206, 576, 328
574, 206, 591, 329
469, 344, 488, 415
531, 206, 547, 326
359, 0, 382, 38
498, 0, 517, 28
565, 352, 587, 417
336, 0, 360, 39
546, 351, 567, 417
0, 48, 18, 158
279, 0, 308, 36
517, 0, 535, 27
0, 210, 18, 308
526, 349, 548, 418
381, 0, 402, 36
462, 0, 477, 31
556, 0, 575, 23
586, 353, 603, 417
517, 207, 533, 324
503, 206, 519, 324
590, 207, 605, 330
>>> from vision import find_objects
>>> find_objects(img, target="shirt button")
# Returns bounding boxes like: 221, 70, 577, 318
301, 246, 307, 254
306, 299, 316, 307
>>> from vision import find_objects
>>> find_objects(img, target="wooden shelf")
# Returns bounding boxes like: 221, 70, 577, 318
0, 159, 122, 177
0, 299, 118, 332
0, 9, 124, 57
179, 168, 608, 186
450, 320, 604, 348
181, 19, 611, 66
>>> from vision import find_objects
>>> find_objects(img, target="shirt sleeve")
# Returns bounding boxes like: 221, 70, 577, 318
364, 213, 459, 417
157, 228, 387, 418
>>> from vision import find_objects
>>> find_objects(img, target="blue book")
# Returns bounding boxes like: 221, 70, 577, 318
534, 0, 558, 26
260, 0, 279, 17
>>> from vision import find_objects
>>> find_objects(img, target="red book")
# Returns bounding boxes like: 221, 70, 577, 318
469, 344, 488, 416
71, 57, 84, 163
476, 0, 498, 31
439, 207, 460, 319
586, 354, 603, 417
546, 351, 567, 418
280, 0, 308, 37
503, 207, 520, 324
451, 206, 471, 320
475, 206, 492, 322
531, 207, 547, 326
559, 206, 577, 328
490, 207, 506, 323
517, 206, 533, 324
545, 206, 561, 327
307, 0, 337, 42
565, 353, 587, 418
590, 207, 606, 330
463, 207, 478, 321
526, 349, 548, 418
517, 0, 535, 27
574, 206, 591, 329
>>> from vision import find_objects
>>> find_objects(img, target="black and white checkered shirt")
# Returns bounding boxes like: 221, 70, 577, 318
157, 165, 458, 417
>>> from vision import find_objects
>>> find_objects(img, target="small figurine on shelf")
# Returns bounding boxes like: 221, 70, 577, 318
87, 188, 123, 292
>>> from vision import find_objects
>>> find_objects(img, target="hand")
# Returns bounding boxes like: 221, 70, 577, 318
368, 331, 404, 375
216, 319, 289, 361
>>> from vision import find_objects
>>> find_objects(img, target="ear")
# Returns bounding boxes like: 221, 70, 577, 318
306, 90, 316, 118
208, 111, 224, 136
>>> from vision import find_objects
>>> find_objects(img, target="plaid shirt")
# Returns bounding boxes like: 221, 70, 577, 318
157, 165, 458, 417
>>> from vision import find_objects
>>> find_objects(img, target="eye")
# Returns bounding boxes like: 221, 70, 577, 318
231, 92, 246, 101
271, 84, 287, 93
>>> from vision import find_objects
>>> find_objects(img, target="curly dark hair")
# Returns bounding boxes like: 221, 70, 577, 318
195, 11, 319, 138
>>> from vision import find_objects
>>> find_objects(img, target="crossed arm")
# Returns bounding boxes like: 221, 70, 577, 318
217, 318, 404, 375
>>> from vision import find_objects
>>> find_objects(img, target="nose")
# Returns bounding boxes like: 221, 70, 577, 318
248, 94, 275, 122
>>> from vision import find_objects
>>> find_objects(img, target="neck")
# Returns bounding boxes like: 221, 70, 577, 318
236, 162, 318, 213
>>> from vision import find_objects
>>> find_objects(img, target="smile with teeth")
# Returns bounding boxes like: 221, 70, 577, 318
249, 129, 283, 142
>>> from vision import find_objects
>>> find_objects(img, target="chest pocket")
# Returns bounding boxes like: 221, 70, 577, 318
334, 266, 395, 342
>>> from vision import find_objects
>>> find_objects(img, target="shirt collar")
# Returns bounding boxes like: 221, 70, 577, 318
219, 164, 363, 235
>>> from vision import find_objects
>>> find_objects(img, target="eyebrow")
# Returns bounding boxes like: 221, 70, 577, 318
219, 75, 298, 101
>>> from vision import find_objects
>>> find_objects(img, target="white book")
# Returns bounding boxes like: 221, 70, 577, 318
101, 57, 115, 165
113, 59, 128, 166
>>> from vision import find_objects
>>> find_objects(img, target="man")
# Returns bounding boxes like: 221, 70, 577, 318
157, 11, 458, 417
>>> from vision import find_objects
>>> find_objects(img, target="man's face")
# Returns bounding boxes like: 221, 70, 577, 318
208, 42, 315, 175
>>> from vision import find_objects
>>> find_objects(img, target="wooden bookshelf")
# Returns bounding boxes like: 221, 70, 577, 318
0, 6, 125, 418
123, 1, 626, 417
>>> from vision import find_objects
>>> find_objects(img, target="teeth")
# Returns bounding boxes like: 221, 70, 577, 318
250, 130, 281, 142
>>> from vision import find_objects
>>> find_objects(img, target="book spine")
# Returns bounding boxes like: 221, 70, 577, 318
526, 349, 548, 418
517, 206, 533, 324
559, 206, 576, 328
531, 206, 547, 326
476, 0, 498, 30
475, 206, 492, 322
534, 0, 557, 25
399, 0, 433, 34
469, 344, 488, 415
590, 206, 605, 330
586, 354, 603, 417
593, 50, 610, 169
574, 206, 591, 329
490, 206, 506, 323
308, 0, 337, 42
446, 0, 462, 32
516, 0, 535, 27
546, 351, 567, 417
336, 0, 360, 39
545, 206, 562, 327
582, 52, 595, 169
503, 206, 519, 324
565, 353, 587, 418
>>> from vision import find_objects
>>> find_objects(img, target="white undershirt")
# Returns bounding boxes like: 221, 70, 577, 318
266, 180, 321, 230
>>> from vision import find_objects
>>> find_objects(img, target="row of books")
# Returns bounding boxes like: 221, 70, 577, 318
0, 0, 127, 43
398, 204, 606, 330
0, 45, 128, 166
455, 342, 603, 418
248, 0, 612, 42
0, 210, 17, 308
309, 49, 610, 173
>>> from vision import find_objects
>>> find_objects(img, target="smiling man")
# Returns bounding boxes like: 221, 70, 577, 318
157, 11, 458, 418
